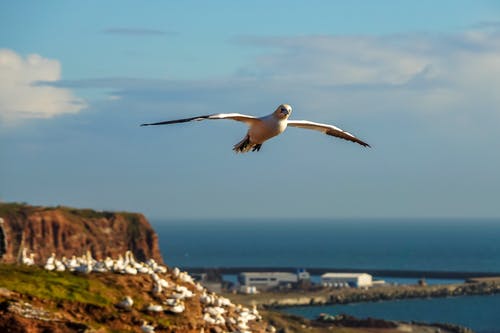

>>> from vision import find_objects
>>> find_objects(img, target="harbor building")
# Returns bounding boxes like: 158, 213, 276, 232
321, 272, 373, 288
238, 271, 309, 289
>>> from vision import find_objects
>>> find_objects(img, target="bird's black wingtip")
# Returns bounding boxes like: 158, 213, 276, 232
140, 123, 149, 127
357, 139, 371, 148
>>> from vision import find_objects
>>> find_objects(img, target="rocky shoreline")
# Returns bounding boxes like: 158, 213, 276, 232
225, 279, 500, 308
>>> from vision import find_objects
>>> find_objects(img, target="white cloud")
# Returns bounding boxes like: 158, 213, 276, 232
0, 49, 86, 125
238, 31, 500, 88
233, 30, 500, 135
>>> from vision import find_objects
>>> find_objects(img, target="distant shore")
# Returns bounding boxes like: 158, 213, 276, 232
184, 266, 500, 309
184, 266, 500, 279
222, 278, 500, 308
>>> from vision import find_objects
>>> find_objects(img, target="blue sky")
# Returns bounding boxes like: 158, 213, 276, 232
1, 1, 500, 220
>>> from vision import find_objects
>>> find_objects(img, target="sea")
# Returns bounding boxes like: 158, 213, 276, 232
152, 218, 500, 333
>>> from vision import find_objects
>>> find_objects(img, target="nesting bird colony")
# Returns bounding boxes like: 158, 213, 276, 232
19, 248, 266, 333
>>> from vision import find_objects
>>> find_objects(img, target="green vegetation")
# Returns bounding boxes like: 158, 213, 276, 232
61, 207, 115, 220
0, 202, 31, 217
0, 264, 111, 306
0, 202, 141, 221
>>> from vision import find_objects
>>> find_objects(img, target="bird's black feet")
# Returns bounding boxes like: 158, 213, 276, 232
252, 144, 262, 152
233, 136, 251, 153
233, 136, 262, 153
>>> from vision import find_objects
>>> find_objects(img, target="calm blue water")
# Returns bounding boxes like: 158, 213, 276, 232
283, 295, 500, 333
154, 218, 500, 272
153, 219, 500, 332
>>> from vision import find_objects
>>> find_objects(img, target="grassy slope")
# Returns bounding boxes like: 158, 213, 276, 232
0, 264, 186, 331
0, 264, 113, 306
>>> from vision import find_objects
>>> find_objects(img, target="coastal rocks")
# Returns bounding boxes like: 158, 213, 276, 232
315, 314, 474, 333
268, 296, 327, 307
317, 313, 398, 328
0, 203, 163, 264
5, 301, 54, 321
428, 323, 474, 333
0, 299, 89, 333
247, 280, 500, 309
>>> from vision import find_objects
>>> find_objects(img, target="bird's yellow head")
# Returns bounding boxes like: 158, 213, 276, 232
275, 104, 292, 119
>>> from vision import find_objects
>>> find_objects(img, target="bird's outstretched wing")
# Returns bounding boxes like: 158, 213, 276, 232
141, 113, 259, 126
287, 120, 370, 147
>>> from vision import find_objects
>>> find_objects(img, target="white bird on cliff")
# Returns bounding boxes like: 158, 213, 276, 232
113, 254, 126, 272
215, 296, 233, 307
116, 296, 134, 310
205, 306, 226, 316
200, 292, 214, 305
123, 264, 138, 275
173, 285, 194, 299
55, 258, 66, 272
141, 104, 370, 152
63, 255, 76, 271
179, 271, 194, 284
168, 300, 185, 314
152, 280, 163, 295
104, 256, 114, 270
146, 258, 167, 274
74, 251, 93, 274
125, 250, 140, 269
152, 272, 169, 288
203, 312, 217, 325
163, 298, 178, 306
44, 253, 56, 271
137, 263, 153, 274
21, 248, 35, 266
140, 321, 155, 333
92, 261, 108, 273
146, 303, 164, 312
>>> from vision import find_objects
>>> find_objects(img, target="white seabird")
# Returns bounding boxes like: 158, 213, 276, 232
146, 303, 164, 312
116, 296, 134, 310
140, 321, 155, 333
141, 104, 370, 153
21, 248, 35, 266
44, 253, 56, 271
168, 300, 185, 314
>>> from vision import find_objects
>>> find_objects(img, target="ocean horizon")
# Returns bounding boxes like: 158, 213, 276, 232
153, 218, 500, 272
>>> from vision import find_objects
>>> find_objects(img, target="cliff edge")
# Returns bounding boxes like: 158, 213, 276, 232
0, 202, 163, 264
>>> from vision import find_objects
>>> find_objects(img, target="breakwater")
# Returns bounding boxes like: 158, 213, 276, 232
224, 280, 500, 308
185, 266, 500, 279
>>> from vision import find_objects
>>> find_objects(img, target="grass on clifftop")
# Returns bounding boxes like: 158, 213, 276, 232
0, 202, 143, 220
0, 264, 112, 306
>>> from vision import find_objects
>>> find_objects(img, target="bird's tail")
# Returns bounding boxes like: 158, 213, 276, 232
233, 135, 261, 153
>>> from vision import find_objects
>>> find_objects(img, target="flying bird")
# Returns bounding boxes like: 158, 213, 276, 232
141, 104, 370, 153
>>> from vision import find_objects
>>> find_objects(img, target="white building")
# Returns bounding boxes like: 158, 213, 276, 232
321, 273, 373, 288
238, 285, 258, 294
297, 268, 310, 281
238, 272, 298, 289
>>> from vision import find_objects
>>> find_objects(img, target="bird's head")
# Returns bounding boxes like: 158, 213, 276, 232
275, 104, 292, 119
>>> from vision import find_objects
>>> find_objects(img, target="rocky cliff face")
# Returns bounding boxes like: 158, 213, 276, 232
0, 203, 163, 264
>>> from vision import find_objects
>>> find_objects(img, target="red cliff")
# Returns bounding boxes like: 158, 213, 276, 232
0, 203, 163, 264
